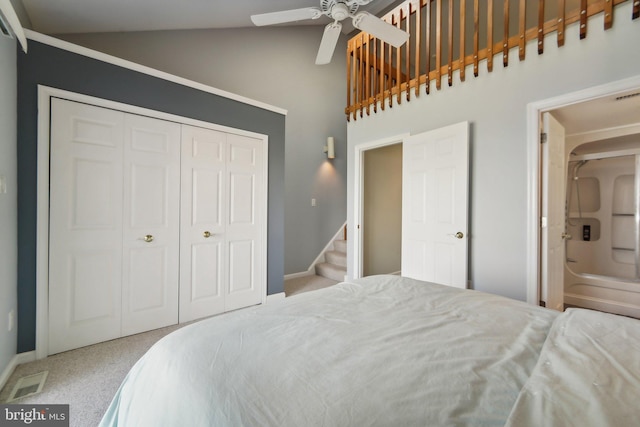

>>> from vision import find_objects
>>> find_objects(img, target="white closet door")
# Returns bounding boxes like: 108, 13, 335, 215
225, 133, 265, 311
49, 99, 124, 354
179, 126, 227, 322
121, 114, 181, 335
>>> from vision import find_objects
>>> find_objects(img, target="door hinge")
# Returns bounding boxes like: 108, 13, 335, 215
540, 132, 548, 144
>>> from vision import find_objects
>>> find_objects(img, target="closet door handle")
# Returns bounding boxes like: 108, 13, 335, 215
203, 231, 212, 238
142, 234, 154, 243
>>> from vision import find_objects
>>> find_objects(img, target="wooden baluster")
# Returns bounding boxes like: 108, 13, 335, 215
459, 0, 466, 82
388, 25, 394, 108
426, 0, 432, 93
346, 39, 352, 121
414, 0, 421, 97
473, 0, 479, 77
404, 3, 411, 101
579, 0, 587, 39
538, 0, 545, 54
395, 12, 402, 104
518, 0, 526, 59
487, 0, 493, 72
359, 33, 365, 118
380, 37, 386, 111
503, 0, 509, 67
373, 36, 378, 113
365, 35, 371, 116
447, 0, 453, 86
634, 0, 640, 20
436, 0, 442, 89
604, 0, 613, 30
557, 0, 566, 47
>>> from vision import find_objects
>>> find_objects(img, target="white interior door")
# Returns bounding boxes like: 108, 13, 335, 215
49, 99, 124, 354
541, 112, 566, 311
401, 122, 469, 288
225, 133, 265, 311
179, 125, 227, 322
121, 114, 181, 335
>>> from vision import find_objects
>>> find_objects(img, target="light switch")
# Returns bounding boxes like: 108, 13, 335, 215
311, 198, 317, 207
0, 175, 6, 194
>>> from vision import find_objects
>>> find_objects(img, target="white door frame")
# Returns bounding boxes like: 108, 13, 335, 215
36, 85, 269, 359
526, 75, 640, 306
352, 133, 409, 279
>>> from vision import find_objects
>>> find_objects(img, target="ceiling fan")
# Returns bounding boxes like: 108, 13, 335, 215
251, 0, 409, 65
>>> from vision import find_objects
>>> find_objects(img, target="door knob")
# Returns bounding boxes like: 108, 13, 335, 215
142, 234, 154, 243
203, 231, 212, 238
454, 232, 464, 239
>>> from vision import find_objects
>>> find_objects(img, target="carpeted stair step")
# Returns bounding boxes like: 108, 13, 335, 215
333, 239, 347, 254
315, 262, 347, 282
325, 250, 347, 268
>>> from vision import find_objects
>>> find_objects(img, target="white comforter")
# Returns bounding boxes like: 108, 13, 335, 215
100, 275, 558, 426
505, 307, 640, 426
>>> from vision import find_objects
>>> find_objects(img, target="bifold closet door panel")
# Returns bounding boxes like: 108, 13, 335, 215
179, 125, 227, 322
225, 133, 265, 311
121, 114, 181, 336
48, 99, 125, 354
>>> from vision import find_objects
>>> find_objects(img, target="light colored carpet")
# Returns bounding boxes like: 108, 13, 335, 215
0, 279, 330, 426
0, 322, 187, 427
284, 274, 339, 296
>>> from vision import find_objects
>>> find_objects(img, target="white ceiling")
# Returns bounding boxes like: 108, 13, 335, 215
553, 88, 640, 136
19, 0, 404, 35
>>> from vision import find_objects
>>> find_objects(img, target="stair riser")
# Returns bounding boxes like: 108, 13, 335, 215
333, 240, 347, 253
315, 263, 346, 282
325, 251, 347, 267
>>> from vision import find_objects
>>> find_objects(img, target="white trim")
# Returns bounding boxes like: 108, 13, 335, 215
526, 74, 640, 306
0, 352, 37, 391
266, 292, 286, 304
37, 86, 270, 358
24, 30, 287, 116
352, 133, 409, 279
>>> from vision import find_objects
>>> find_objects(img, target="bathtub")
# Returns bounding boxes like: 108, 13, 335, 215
564, 152, 640, 318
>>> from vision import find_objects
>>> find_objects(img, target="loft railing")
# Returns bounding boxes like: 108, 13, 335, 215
346, 0, 638, 120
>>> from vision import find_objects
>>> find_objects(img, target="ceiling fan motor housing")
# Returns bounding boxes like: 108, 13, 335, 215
322, 0, 359, 21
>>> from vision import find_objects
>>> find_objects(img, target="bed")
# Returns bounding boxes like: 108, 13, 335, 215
99, 275, 640, 426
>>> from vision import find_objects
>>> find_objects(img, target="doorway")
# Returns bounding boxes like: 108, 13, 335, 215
362, 143, 403, 276
529, 75, 640, 312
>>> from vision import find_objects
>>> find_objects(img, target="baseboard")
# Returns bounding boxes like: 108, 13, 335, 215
266, 292, 286, 304
0, 351, 36, 391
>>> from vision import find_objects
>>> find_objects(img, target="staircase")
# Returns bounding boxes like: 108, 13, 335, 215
315, 239, 347, 282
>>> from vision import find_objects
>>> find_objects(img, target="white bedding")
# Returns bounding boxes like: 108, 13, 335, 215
100, 275, 559, 426
505, 308, 640, 427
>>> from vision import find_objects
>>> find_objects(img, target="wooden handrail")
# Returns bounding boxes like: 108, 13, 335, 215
346, 0, 637, 121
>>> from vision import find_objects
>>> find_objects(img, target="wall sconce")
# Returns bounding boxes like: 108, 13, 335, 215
324, 137, 335, 159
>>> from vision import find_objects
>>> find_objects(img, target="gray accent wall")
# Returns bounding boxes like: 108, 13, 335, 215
17, 40, 285, 353
58, 27, 349, 276
0, 38, 18, 380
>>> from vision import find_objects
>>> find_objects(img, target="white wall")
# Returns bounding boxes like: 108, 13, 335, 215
59, 26, 348, 276
347, 4, 640, 301
0, 36, 18, 379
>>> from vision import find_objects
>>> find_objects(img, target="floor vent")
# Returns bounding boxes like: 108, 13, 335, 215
7, 371, 48, 402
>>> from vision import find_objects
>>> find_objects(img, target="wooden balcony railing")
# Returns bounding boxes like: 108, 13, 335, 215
346, 0, 638, 120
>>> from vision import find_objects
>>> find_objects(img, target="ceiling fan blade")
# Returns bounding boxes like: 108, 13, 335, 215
251, 7, 323, 26
315, 22, 342, 65
352, 12, 409, 48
